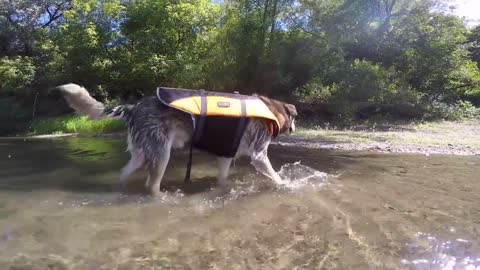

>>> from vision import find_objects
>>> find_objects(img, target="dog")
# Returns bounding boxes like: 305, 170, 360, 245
57, 83, 297, 196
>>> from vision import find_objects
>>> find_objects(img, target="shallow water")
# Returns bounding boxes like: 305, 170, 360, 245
0, 137, 479, 269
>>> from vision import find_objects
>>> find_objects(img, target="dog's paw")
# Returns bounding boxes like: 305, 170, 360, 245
211, 185, 232, 199
150, 191, 164, 197
148, 184, 163, 197
217, 179, 233, 190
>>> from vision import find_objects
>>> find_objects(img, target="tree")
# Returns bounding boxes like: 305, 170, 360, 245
467, 25, 480, 68
1, 0, 479, 121
0, 0, 71, 57
117, 0, 219, 94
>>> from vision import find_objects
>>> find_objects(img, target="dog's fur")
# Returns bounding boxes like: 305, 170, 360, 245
57, 83, 297, 195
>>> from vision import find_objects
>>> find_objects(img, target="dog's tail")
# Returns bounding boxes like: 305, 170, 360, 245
56, 83, 130, 120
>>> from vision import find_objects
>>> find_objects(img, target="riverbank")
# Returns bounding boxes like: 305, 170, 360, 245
2, 120, 479, 156
280, 120, 480, 156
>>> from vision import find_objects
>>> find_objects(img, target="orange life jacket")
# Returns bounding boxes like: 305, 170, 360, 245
156, 87, 280, 182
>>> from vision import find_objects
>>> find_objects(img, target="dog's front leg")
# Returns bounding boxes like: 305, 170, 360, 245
217, 157, 233, 188
250, 150, 284, 185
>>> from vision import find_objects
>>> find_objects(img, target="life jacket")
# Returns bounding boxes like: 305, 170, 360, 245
156, 87, 280, 183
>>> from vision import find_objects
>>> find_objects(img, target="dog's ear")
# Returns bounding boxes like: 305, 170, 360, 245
258, 95, 287, 128
284, 104, 297, 117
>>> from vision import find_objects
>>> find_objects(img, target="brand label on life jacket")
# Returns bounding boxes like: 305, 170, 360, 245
217, 101, 231, 108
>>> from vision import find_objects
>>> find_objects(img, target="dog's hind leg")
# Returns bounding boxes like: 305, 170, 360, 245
119, 150, 145, 184
250, 150, 284, 185
145, 173, 151, 188
147, 154, 170, 196
147, 137, 173, 196
217, 157, 233, 188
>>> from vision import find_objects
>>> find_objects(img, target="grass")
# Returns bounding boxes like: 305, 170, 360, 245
29, 115, 126, 135
296, 119, 480, 148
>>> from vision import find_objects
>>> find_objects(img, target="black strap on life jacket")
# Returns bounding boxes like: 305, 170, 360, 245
184, 90, 207, 183
184, 134, 194, 183
232, 99, 247, 151
183, 91, 248, 184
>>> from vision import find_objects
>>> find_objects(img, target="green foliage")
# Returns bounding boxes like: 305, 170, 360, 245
289, 0, 480, 120
30, 115, 126, 135
0, 57, 35, 94
454, 100, 480, 119
118, 0, 220, 90
295, 60, 421, 105
1, 0, 480, 127
341, 60, 416, 104
467, 25, 480, 68
425, 100, 480, 120
294, 79, 338, 103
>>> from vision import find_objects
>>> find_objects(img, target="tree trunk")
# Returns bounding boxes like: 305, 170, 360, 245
32, 91, 39, 118
267, 0, 278, 54
260, 0, 271, 56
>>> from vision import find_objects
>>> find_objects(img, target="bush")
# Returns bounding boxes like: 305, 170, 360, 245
424, 100, 480, 120
294, 79, 339, 103
295, 59, 421, 105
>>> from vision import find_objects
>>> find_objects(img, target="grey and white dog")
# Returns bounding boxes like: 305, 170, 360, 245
57, 83, 297, 196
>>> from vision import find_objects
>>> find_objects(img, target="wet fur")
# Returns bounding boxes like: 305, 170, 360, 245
56, 83, 297, 196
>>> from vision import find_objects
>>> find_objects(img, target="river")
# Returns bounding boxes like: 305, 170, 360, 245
0, 137, 479, 269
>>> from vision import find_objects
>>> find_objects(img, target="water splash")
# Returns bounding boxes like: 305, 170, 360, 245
276, 161, 330, 190
192, 162, 330, 210
402, 231, 480, 270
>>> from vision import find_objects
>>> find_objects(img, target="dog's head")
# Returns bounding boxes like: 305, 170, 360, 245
258, 96, 298, 135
